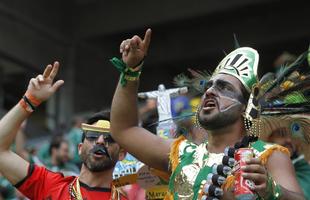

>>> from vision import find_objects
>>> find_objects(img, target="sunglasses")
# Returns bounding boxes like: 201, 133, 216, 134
84, 131, 115, 144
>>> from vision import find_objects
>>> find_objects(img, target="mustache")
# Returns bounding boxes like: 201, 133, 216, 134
90, 145, 112, 160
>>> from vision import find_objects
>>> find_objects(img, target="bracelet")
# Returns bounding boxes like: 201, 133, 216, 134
19, 93, 41, 113
110, 57, 143, 86
257, 175, 282, 200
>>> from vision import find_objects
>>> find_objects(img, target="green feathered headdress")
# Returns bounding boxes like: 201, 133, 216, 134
213, 47, 259, 93
245, 49, 310, 158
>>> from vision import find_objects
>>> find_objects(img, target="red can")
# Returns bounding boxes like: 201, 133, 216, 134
234, 148, 256, 200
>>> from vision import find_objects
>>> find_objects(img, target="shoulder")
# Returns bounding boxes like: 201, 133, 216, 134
171, 136, 200, 157
16, 164, 76, 199
169, 136, 206, 171
250, 139, 290, 165
16, 164, 73, 188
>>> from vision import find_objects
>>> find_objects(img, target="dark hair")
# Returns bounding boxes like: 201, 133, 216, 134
48, 135, 68, 156
81, 110, 111, 142
141, 108, 158, 134
240, 85, 250, 105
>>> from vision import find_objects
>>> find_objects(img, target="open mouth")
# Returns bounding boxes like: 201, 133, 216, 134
91, 146, 109, 158
203, 99, 217, 110
94, 149, 105, 156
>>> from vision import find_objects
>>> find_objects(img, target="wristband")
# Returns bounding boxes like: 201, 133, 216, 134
110, 57, 143, 86
19, 93, 41, 113
257, 175, 282, 200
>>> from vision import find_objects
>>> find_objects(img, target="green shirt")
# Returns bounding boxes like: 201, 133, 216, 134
168, 138, 284, 200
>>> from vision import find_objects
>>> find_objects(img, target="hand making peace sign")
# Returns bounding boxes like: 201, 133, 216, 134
26, 61, 64, 102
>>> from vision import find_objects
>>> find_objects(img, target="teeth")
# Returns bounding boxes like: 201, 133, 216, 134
205, 100, 215, 107
95, 150, 104, 155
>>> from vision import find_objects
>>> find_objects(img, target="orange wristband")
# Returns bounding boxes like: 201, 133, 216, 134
19, 92, 42, 113
25, 92, 41, 107
19, 98, 33, 113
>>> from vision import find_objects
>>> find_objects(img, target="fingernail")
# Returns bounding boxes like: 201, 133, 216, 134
242, 173, 247, 177
241, 166, 246, 170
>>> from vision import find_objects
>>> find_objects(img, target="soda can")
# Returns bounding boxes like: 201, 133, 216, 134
234, 148, 256, 200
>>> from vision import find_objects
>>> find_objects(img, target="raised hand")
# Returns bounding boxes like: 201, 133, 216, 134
120, 29, 152, 68
26, 61, 64, 102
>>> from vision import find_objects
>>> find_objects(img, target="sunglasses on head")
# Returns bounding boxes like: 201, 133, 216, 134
84, 131, 115, 144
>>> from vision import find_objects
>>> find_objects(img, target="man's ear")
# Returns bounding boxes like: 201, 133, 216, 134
78, 143, 83, 156
118, 148, 127, 161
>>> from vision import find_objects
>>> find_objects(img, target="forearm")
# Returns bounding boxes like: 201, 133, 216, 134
0, 104, 30, 152
15, 125, 29, 160
279, 186, 305, 200
111, 79, 140, 136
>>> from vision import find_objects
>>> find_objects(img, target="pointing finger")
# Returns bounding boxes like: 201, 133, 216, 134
143, 28, 152, 55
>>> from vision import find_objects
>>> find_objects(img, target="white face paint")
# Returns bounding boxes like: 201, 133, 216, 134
217, 94, 243, 113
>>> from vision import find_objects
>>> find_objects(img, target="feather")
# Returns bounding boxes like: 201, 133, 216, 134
264, 52, 308, 94
173, 69, 211, 95
173, 73, 191, 88
267, 77, 310, 100
283, 91, 310, 104
233, 33, 240, 49
245, 49, 310, 158
254, 115, 310, 144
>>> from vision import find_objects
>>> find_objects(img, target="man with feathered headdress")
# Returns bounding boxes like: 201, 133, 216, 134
110, 29, 306, 199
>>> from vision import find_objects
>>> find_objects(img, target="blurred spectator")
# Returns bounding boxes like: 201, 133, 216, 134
262, 53, 310, 199
46, 136, 79, 176
37, 124, 67, 164
0, 173, 16, 200
66, 116, 83, 167
268, 128, 310, 199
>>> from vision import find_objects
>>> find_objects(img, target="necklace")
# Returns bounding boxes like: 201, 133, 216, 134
69, 177, 120, 200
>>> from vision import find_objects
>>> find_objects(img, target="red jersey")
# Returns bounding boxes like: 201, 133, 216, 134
16, 164, 127, 200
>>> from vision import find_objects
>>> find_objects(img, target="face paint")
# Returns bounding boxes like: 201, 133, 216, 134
198, 74, 246, 131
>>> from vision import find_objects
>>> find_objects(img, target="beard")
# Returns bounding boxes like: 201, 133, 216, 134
80, 146, 118, 172
198, 102, 243, 131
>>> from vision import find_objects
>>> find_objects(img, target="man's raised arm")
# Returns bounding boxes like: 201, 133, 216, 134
0, 62, 64, 185
110, 29, 172, 171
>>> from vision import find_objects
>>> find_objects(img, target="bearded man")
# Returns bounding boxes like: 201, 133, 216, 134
110, 29, 305, 199
0, 62, 127, 200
